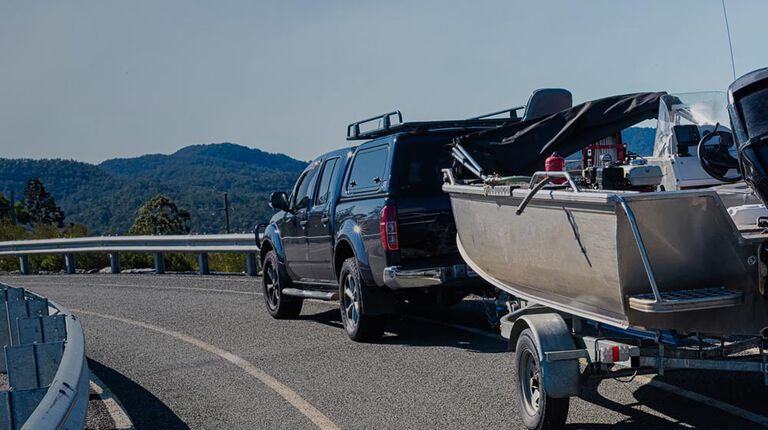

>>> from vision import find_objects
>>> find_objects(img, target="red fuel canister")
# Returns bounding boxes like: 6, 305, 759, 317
545, 152, 566, 184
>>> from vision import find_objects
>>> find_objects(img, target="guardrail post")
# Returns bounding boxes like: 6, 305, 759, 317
154, 253, 165, 274
109, 252, 121, 274
198, 253, 210, 275
19, 256, 30, 275
245, 253, 258, 276
64, 254, 76, 274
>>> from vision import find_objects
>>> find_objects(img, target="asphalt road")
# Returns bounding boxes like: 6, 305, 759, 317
1, 273, 766, 430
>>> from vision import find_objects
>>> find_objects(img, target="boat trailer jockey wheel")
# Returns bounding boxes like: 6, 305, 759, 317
697, 128, 742, 183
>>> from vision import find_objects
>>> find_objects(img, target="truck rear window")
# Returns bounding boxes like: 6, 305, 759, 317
392, 142, 453, 196
347, 145, 389, 193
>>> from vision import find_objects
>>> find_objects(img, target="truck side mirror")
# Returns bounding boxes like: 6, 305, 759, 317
269, 192, 291, 212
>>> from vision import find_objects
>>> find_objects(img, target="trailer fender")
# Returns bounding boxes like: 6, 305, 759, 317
508, 313, 580, 398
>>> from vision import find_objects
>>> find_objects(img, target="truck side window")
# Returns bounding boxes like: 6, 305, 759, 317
347, 145, 388, 193
314, 157, 339, 208
291, 168, 317, 211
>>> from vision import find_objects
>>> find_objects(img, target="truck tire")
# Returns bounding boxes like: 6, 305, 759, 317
262, 250, 302, 319
514, 329, 569, 430
339, 257, 386, 342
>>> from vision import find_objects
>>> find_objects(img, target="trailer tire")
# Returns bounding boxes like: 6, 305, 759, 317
515, 329, 569, 430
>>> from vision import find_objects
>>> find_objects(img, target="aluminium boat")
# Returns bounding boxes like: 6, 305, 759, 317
443, 73, 768, 337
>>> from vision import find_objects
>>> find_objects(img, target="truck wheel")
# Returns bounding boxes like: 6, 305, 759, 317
339, 257, 386, 342
262, 251, 302, 319
514, 329, 569, 430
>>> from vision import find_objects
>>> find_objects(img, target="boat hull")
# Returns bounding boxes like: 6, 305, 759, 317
445, 183, 768, 336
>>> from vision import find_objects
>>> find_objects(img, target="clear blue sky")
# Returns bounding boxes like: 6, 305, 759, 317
1, 0, 766, 163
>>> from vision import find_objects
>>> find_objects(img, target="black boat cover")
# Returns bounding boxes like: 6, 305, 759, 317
453, 92, 666, 176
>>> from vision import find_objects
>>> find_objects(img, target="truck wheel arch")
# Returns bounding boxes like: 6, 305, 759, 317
261, 224, 286, 264
259, 239, 274, 264
334, 239, 355, 280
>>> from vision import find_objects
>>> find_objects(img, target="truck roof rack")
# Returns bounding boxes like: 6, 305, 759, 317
466, 106, 525, 120
346, 110, 521, 141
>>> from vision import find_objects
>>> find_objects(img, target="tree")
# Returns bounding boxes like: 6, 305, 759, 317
23, 179, 65, 227
0, 193, 9, 220
0, 193, 29, 225
128, 195, 191, 235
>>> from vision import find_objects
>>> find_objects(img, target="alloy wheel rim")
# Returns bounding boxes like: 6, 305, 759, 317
342, 273, 360, 331
264, 263, 280, 310
520, 349, 542, 415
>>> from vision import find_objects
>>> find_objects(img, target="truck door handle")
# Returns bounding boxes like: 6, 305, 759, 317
321, 216, 330, 225
300, 220, 309, 227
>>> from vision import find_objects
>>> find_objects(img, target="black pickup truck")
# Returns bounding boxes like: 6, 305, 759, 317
259, 111, 517, 341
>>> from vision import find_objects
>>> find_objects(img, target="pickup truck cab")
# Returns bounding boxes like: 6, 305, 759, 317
260, 111, 515, 341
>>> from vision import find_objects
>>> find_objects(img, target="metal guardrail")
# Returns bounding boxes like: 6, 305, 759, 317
0, 284, 88, 430
0, 233, 263, 276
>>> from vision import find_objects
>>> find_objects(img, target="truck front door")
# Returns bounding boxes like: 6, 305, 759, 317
282, 165, 317, 280
306, 156, 341, 283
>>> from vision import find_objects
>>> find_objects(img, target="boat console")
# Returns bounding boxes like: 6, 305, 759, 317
645, 92, 743, 189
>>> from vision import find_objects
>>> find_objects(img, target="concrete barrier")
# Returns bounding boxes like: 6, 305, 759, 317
0, 284, 88, 430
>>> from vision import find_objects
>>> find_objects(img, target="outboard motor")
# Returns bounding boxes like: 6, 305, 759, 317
728, 67, 768, 204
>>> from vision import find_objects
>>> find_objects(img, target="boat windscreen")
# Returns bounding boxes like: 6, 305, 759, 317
452, 92, 666, 176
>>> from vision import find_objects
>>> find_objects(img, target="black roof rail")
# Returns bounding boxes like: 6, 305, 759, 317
467, 105, 525, 120
346, 110, 520, 141
346, 111, 403, 140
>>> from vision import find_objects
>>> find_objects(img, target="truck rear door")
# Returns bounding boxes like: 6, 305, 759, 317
305, 155, 343, 283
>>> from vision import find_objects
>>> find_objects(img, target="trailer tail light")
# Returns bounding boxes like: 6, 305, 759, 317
379, 205, 399, 251
612, 346, 620, 362
599, 343, 630, 364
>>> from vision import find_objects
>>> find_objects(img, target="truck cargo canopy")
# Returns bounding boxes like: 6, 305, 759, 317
452, 92, 666, 176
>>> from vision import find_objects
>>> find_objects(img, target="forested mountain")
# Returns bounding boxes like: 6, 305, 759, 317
0, 143, 306, 234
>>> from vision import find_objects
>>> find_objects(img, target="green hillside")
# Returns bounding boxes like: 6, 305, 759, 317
0, 143, 306, 234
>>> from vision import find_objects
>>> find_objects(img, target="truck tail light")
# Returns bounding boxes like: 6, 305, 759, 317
379, 205, 399, 251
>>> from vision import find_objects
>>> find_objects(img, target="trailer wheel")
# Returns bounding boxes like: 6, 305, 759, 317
515, 329, 569, 430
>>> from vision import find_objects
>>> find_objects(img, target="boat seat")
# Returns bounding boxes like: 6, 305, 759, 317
628, 287, 742, 313
523, 88, 573, 121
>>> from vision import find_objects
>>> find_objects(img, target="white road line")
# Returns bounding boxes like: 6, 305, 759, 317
634, 375, 768, 427
90, 374, 135, 430
9, 280, 342, 306
74, 309, 342, 430
8, 281, 259, 296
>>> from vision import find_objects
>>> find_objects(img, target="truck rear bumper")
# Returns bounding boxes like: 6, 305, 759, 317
382, 264, 483, 289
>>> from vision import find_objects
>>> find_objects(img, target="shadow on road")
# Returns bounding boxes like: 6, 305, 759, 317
565, 379, 766, 430
88, 358, 190, 430
298, 308, 507, 354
